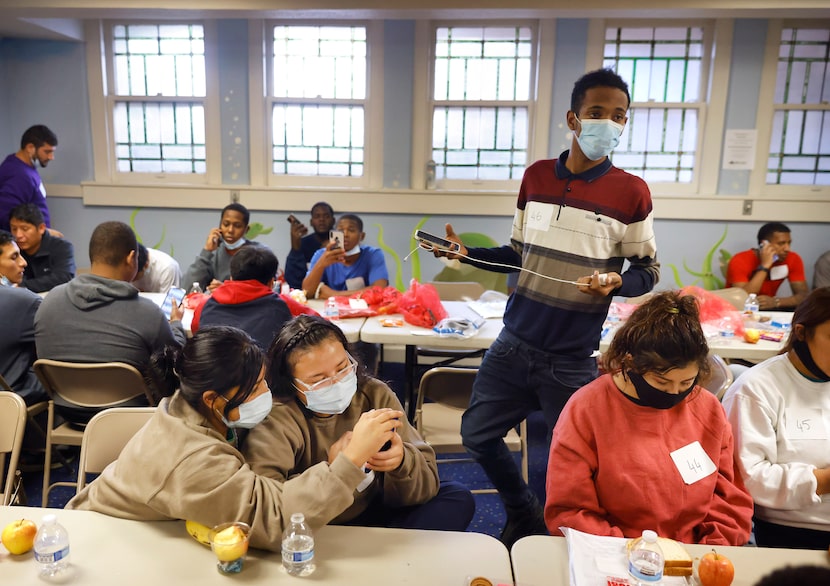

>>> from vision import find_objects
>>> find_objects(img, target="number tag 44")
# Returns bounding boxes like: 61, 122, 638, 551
784, 408, 828, 440
670, 441, 717, 485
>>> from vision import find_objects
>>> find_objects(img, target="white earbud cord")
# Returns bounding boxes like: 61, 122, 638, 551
404, 244, 592, 287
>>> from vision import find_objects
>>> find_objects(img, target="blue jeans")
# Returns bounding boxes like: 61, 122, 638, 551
461, 329, 597, 510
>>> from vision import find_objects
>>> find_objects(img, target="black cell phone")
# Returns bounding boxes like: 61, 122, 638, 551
414, 229, 460, 253
287, 214, 301, 225
161, 287, 186, 318
380, 440, 392, 452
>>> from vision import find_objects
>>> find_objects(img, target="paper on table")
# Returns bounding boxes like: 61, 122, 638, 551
467, 300, 506, 319
561, 527, 690, 586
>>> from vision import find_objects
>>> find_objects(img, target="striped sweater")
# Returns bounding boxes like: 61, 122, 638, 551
465, 151, 659, 357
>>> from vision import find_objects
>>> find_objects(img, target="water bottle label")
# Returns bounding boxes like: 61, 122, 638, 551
289, 550, 314, 563
628, 559, 662, 582
34, 545, 69, 563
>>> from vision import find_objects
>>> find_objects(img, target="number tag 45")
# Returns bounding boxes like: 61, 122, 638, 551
670, 441, 717, 485
784, 408, 828, 440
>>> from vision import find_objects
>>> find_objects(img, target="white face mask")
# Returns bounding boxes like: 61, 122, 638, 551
220, 391, 273, 429
223, 237, 246, 251
574, 115, 625, 161
344, 244, 361, 257
299, 370, 358, 415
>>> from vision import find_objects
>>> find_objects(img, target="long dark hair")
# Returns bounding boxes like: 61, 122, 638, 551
782, 287, 830, 353
267, 315, 364, 402
147, 326, 264, 418
603, 291, 711, 380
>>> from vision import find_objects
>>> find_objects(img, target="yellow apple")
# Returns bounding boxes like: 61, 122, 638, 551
211, 525, 249, 562
1, 519, 38, 555
743, 328, 761, 344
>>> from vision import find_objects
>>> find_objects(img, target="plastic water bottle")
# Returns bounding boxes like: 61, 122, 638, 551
323, 297, 339, 320
189, 281, 203, 295
282, 512, 315, 576
628, 530, 664, 585
744, 293, 759, 320
33, 514, 71, 581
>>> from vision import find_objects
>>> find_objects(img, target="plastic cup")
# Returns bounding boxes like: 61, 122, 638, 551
209, 522, 251, 574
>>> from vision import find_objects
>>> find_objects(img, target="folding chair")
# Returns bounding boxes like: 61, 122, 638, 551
77, 407, 156, 491
0, 391, 27, 505
33, 359, 156, 506
414, 367, 527, 494
701, 353, 734, 401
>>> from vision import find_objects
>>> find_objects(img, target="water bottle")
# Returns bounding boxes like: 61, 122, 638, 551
744, 293, 759, 320
189, 281, 203, 295
282, 512, 315, 577
628, 530, 664, 585
323, 297, 339, 320
33, 514, 71, 581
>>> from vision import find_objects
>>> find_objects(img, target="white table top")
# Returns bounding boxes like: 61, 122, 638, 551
360, 301, 502, 350
511, 534, 829, 586
0, 506, 511, 585
305, 299, 365, 343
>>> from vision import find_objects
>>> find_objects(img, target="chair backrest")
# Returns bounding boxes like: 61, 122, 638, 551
427, 281, 486, 301
701, 354, 733, 401
77, 407, 156, 491
709, 287, 749, 311
0, 391, 27, 505
415, 367, 476, 430
33, 359, 155, 408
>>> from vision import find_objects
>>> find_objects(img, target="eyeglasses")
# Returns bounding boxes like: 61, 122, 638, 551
293, 354, 357, 393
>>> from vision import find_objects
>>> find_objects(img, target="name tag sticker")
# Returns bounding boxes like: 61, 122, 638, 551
345, 276, 366, 291
670, 441, 717, 485
525, 201, 553, 231
784, 408, 827, 440
770, 264, 789, 281
348, 298, 369, 310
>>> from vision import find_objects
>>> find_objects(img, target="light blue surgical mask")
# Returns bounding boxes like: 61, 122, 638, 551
0, 275, 11, 287
298, 369, 358, 415
221, 391, 273, 429
223, 237, 246, 251
574, 116, 624, 161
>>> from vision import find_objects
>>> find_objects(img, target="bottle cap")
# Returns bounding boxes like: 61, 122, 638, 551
42, 514, 57, 525
290, 513, 305, 523
642, 529, 657, 541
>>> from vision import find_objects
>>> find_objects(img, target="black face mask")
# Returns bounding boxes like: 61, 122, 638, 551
793, 339, 830, 383
628, 371, 695, 410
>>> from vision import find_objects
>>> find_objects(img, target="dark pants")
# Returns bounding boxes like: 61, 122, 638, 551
461, 329, 597, 510
345, 481, 475, 531
753, 517, 830, 550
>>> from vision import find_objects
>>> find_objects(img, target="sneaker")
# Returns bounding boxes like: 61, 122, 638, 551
499, 495, 549, 548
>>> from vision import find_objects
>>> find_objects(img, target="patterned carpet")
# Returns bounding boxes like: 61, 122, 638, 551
19, 362, 551, 540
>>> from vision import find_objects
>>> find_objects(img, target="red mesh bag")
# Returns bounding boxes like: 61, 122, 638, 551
396, 280, 448, 328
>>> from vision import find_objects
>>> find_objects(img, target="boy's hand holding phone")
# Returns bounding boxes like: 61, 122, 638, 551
758, 240, 779, 266
287, 215, 308, 250
205, 227, 223, 251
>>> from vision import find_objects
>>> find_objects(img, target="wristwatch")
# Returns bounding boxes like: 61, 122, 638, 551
754, 265, 770, 275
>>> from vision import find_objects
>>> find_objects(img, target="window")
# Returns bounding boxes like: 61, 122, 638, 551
430, 24, 534, 187
109, 23, 208, 175
767, 26, 830, 186
602, 24, 710, 185
266, 24, 374, 185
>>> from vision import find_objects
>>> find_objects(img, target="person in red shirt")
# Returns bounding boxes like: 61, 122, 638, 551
545, 291, 753, 545
726, 222, 808, 310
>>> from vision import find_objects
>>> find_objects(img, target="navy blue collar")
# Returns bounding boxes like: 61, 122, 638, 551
554, 150, 613, 182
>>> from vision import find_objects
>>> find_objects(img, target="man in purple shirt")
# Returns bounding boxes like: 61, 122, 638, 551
0, 125, 57, 232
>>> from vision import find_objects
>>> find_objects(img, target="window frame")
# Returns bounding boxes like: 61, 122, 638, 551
750, 19, 830, 199
90, 19, 220, 186
586, 18, 729, 197
256, 19, 384, 189
412, 19, 552, 193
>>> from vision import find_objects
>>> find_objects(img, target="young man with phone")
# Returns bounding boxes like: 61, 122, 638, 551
433, 69, 659, 547
183, 203, 262, 293
283, 202, 335, 289
726, 222, 809, 310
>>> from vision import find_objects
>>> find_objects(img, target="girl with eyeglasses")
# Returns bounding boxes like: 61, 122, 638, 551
68, 326, 374, 552
244, 315, 475, 531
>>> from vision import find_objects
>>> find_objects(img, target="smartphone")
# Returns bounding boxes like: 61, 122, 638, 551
380, 440, 392, 452
414, 229, 461, 253
161, 287, 186, 318
759, 240, 779, 263
287, 214, 300, 225
329, 230, 344, 249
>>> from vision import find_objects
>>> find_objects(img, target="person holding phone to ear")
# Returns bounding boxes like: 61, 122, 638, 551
726, 222, 809, 310
184, 203, 263, 294
284, 202, 335, 290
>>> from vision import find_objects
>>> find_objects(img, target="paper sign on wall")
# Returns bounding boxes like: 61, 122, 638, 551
722, 129, 757, 170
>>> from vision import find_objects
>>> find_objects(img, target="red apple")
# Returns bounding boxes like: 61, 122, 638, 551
698, 549, 735, 586
1, 519, 38, 555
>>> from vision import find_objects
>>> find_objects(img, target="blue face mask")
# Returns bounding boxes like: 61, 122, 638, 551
0, 275, 11, 287
299, 370, 358, 415
574, 116, 624, 161
223, 237, 246, 251
220, 391, 273, 429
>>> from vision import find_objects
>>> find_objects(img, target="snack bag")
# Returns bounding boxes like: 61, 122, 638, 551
397, 279, 448, 328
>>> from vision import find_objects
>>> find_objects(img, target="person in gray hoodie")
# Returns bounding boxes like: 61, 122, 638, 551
35, 220, 186, 425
